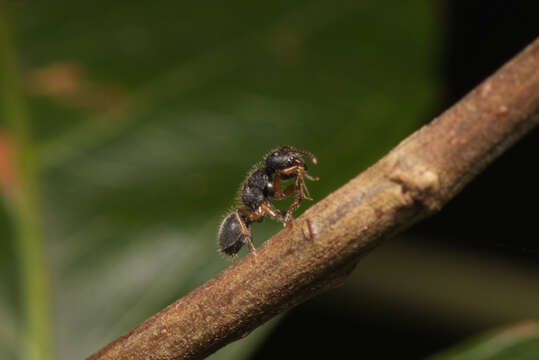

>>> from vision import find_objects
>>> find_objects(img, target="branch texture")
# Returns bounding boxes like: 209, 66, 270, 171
88, 38, 539, 360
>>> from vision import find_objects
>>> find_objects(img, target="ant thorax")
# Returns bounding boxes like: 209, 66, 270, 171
241, 168, 274, 211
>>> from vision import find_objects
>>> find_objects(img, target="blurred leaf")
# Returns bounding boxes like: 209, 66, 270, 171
1, 1, 440, 359
429, 322, 539, 360
1, 11, 53, 360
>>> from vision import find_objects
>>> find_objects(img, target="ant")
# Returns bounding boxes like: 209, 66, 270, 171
218, 146, 319, 257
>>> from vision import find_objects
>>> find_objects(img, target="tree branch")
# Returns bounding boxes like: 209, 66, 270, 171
87, 37, 539, 360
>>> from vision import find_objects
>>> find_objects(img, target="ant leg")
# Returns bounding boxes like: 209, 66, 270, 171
259, 201, 280, 218
304, 173, 320, 182
279, 165, 318, 199
279, 164, 303, 177
299, 170, 314, 200
271, 175, 295, 200
281, 184, 295, 197
284, 176, 303, 223
238, 208, 264, 222
246, 237, 256, 254
277, 165, 318, 222
243, 201, 288, 226
272, 174, 283, 199
260, 201, 290, 226
279, 165, 307, 200
234, 210, 256, 254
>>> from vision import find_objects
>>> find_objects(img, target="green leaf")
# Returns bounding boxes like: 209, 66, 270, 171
429, 322, 539, 360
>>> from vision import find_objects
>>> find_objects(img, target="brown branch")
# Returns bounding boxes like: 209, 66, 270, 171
87, 38, 539, 360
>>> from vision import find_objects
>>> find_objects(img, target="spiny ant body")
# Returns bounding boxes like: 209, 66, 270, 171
218, 146, 319, 257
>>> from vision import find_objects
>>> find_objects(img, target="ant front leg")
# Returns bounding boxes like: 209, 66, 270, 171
271, 174, 295, 200
284, 176, 303, 224
278, 165, 319, 223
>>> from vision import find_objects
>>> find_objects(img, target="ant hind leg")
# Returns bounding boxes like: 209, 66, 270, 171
234, 210, 257, 255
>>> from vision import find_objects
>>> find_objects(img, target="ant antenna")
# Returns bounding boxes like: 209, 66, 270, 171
279, 146, 318, 165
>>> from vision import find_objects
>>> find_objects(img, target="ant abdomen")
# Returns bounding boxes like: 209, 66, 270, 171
218, 212, 252, 256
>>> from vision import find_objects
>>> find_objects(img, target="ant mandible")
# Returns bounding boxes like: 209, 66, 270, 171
218, 146, 319, 257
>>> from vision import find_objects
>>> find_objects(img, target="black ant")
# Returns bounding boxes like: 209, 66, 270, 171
218, 146, 319, 257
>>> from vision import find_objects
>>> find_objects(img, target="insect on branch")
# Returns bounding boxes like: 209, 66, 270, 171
218, 146, 319, 256
87, 38, 539, 360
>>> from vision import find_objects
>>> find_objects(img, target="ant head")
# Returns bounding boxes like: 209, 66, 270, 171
265, 146, 317, 172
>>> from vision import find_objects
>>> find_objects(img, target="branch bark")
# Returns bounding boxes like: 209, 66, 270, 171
87, 38, 539, 360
